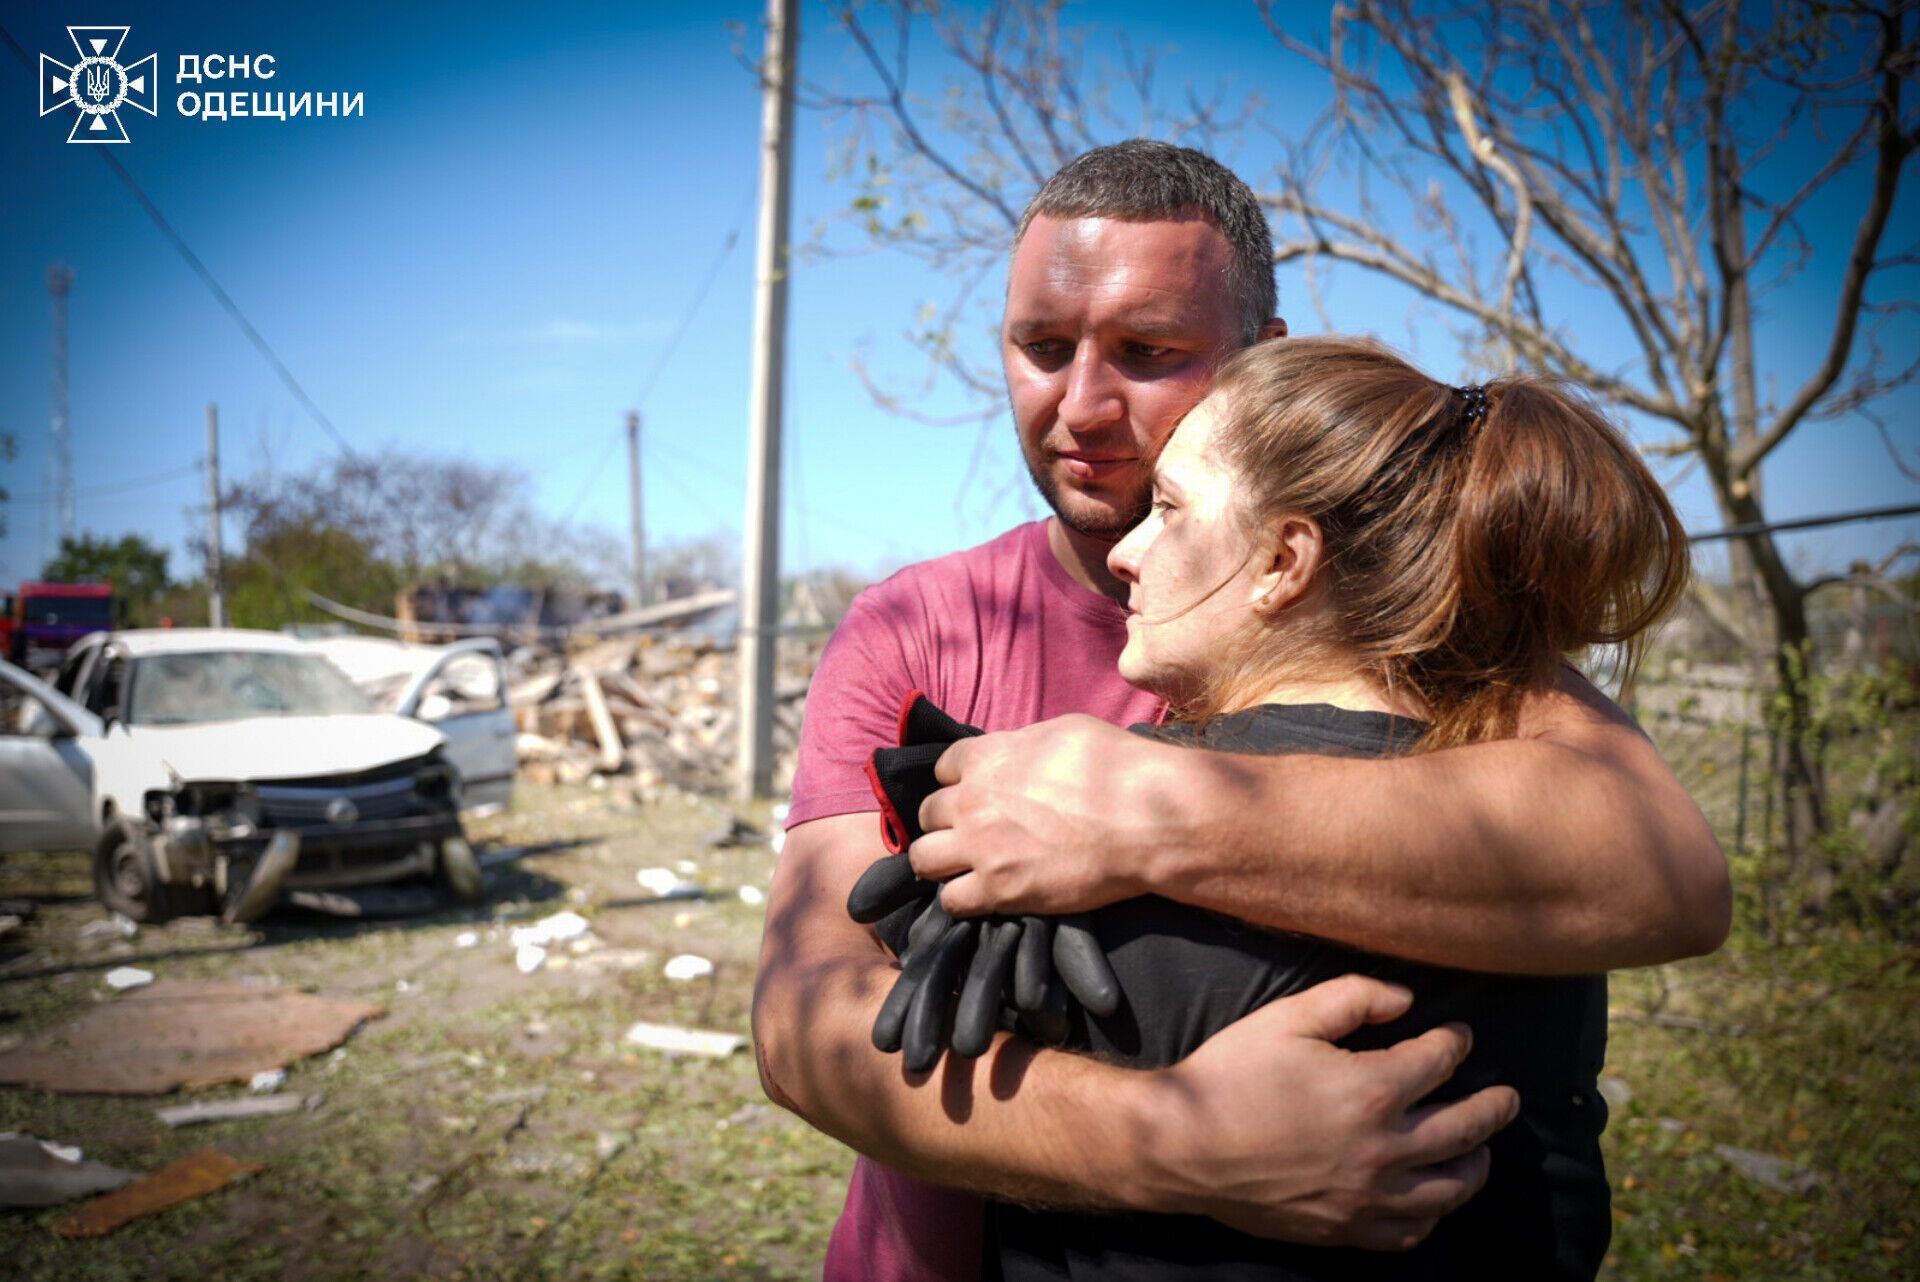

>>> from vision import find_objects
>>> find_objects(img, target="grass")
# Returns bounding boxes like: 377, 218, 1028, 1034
2, 759, 1915, 1279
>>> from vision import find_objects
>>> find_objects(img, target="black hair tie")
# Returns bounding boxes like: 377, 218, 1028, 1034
1452, 383, 1490, 434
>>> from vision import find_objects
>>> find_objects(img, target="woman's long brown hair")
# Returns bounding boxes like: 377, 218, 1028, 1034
1191, 336, 1690, 750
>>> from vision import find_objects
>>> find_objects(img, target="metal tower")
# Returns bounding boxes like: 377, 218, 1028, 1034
47, 265, 76, 551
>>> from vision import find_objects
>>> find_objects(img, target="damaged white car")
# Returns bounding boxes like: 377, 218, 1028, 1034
0, 629, 516, 924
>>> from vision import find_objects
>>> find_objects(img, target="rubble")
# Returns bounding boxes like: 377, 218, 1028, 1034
623, 1022, 746, 1057
0, 980, 381, 1095
53, 1148, 260, 1237
0, 1135, 136, 1208
507, 635, 819, 797
154, 1094, 314, 1128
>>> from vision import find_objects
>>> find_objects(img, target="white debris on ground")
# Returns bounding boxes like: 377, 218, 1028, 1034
103, 967, 153, 991
623, 1021, 744, 1057
662, 954, 715, 982
635, 867, 701, 899
454, 930, 480, 948
248, 1069, 287, 1093
737, 885, 765, 907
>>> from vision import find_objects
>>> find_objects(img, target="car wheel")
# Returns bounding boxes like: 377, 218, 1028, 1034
92, 818, 207, 923
435, 835, 484, 905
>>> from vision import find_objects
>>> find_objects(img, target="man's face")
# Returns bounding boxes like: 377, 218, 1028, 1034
1002, 214, 1247, 541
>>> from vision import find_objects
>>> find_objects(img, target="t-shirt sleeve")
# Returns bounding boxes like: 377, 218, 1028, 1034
786, 581, 924, 828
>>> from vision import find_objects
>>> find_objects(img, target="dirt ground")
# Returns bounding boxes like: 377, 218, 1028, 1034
2, 758, 1914, 1280
0, 782, 852, 1281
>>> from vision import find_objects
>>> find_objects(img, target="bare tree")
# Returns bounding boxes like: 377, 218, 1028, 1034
806, 0, 1917, 857
1258, 0, 1916, 852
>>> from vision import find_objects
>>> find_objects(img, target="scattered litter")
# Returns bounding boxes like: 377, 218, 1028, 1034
155, 1094, 312, 1128
623, 1021, 745, 1057
249, 1069, 286, 1093
737, 885, 765, 907
595, 1131, 627, 1161
704, 818, 766, 849
0, 1135, 135, 1208
395, 979, 418, 995
671, 910, 694, 929
572, 948, 656, 973
515, 943, 548, 975
1714, 1145, 1820, 1196
0, 980, 381, 1095
104, 967, 154, 991
505, 1151, 589, 1177
1597, 1076, 1632, 1110
77, 915, 136, 944
720, 1102, 779, 1132
636, 867, 701, 899
663, 954, 713, 981
54, 1148, 261, 1237
509, 910, 592, 949
454, 930, 480, 949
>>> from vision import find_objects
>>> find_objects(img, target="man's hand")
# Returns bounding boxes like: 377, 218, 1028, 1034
1139, 974, 1519, 1249
911, 714, 1162, 917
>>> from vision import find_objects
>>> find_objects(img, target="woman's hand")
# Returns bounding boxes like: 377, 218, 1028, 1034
910, 714, 1166, 917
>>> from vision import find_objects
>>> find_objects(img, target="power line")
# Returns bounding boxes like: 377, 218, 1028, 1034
0, 19, 353, 458
7, 463, 201, 507
1688, 500, 1920, 544
635, 177, 758, 409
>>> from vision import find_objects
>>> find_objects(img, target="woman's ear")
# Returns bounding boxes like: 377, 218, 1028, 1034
1249, 513, 1324, 615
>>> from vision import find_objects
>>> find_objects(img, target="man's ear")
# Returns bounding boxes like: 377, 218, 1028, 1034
1256, 317, 1289, 343
1250, 512, 1323, 613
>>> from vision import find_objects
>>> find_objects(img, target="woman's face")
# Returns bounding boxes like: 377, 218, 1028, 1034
1107, 395, 1268, 703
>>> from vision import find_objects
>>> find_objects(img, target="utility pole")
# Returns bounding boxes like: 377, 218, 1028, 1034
205, 403, 226, 628
626, 410, 648, 610
737, 0, 798, 800
47, 266, 75, 556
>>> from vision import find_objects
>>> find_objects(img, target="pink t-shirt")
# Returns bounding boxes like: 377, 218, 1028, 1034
786, 518, 1163, 1282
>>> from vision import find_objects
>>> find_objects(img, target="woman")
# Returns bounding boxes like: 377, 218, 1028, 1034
971, 335, 1690, 1279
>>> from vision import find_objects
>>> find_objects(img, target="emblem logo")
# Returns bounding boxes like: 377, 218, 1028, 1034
324, 797, 359, 828
39, 26, 157, 144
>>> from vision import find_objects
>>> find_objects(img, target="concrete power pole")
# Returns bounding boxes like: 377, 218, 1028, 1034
205, 403, 226, 628
737, 0, 798, 800
47, 266, 76, 556
626, 410, 648, 610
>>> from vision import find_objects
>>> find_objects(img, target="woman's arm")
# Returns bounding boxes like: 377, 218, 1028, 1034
909, 667, 1731, 974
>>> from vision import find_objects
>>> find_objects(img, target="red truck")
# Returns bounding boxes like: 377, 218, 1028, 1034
9, 582, 114, 671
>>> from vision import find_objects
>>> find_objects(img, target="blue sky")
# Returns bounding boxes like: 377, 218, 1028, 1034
1, 0, 1914, 595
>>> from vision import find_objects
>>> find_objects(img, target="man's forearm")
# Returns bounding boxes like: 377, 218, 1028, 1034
751, 815, 1163, 1211
1139, 682, 1729, 973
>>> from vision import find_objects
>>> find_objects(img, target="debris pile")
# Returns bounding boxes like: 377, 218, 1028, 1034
508, 635, 820, 797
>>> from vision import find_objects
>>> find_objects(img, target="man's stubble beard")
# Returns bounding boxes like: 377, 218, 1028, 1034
1021, 443, 1153, 543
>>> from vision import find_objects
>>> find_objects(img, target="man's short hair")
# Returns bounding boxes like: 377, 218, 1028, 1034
1016, 140, 1277, 344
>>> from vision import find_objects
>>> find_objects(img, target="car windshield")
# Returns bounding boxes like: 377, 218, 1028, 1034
128, 650, 374, 726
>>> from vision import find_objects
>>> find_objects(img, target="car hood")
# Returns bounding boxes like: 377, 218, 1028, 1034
135, 715, 446, 784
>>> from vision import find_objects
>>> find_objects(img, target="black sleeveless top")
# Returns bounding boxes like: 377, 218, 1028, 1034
987, 704, 1612, 1281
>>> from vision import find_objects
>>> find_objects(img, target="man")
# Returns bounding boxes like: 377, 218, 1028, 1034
753, 142, 1728, 1278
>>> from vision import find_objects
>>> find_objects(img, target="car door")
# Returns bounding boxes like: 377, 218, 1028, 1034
0, 659, 101, 854
394, 640, 516, 812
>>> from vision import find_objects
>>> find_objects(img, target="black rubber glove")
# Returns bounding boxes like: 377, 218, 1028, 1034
854, 692, 1124, 1069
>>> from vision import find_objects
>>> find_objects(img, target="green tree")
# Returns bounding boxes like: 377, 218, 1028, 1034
40, 532, 172, 627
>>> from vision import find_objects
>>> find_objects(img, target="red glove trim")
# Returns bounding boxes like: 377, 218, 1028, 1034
896, 688, 927, 747
865, 754, 911, 855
